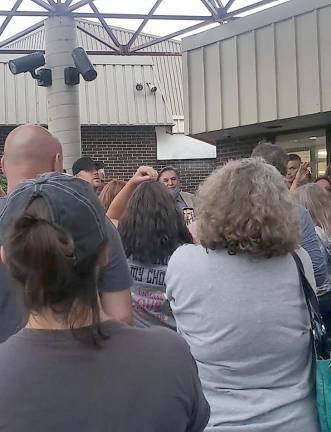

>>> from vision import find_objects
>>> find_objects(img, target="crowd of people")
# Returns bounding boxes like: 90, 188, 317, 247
0, 124, 330, 431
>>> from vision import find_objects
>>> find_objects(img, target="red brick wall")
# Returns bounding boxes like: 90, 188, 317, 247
81, 126, 217, 193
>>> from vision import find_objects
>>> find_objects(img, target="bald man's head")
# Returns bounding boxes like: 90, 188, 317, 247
2, 124, 63, 192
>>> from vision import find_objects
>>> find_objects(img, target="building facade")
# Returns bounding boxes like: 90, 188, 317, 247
0, 20, 216, 192
183, 0, 331, 177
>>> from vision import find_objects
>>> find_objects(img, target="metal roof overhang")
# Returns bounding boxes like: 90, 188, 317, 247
181, 0, 331, 143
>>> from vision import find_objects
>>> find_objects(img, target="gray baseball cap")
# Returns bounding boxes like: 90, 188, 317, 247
0, 172, 107, 262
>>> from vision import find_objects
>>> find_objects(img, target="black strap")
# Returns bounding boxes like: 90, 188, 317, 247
292, 252, 327, 359
292, 252, 321, 317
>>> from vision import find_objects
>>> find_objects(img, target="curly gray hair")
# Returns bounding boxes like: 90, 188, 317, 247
196, 158, 300, 257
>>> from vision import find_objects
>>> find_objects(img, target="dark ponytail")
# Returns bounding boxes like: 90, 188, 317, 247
5, 198, 107, 347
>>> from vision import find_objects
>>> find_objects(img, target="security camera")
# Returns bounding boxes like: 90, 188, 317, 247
136, 83, 143, 91
147, 83, 157, 93
9, 52, 45, 75
71, 47, 97, 82
8, 52, 52, 87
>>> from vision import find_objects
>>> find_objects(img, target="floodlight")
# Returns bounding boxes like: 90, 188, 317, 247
8, 52, 52, 87
9, 52, 45, 75
71, 47, 97, 82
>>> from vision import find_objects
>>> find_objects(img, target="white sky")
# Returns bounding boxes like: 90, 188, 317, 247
0, 0, 290, 42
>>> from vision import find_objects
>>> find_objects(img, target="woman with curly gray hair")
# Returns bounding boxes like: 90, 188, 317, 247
166, 158, 320, 432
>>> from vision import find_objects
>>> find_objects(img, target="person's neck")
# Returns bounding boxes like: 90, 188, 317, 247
7, 169, 54, 193
7, 175, 36, 194
26, 308, 110, 330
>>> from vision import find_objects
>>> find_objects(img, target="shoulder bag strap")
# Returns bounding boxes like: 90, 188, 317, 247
292, 252, 321, 315
292, 251, 327, 359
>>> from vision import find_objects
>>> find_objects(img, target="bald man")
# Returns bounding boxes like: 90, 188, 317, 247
2, 124, 63, 193
0, 124, 133, 341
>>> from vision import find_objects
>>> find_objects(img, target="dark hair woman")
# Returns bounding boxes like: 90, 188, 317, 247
0, 173, 209, 432
118, 181, 193, 330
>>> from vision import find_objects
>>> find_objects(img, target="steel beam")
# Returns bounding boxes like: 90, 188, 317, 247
0, 49, 181, 56
67, 0, 95, 12
214, 0, 225, 7
130, 21, 214, 53
86, 50, 182, 56
225, 0, 280, 17
0, 11, 49, 16
224, 0, 236, 11
0, 0, 24, 39
200, 0, 219, 19
87, 1, 121, 48
77, 25, 120, 53
126, 0, 163, 50
30, 0, 54, 11
0, 11, 215, 20
0, 49, 45, 54
71, 13, 215, 20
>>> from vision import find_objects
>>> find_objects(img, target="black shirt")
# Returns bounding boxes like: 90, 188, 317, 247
0, 321, 210, 432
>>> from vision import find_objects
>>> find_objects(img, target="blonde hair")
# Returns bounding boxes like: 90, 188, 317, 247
293, 183, 331, 236
196, 158, 300, 257
99, 179, 126, 211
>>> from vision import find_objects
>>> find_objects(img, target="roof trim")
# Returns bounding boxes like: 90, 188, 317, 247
0, 54, 153, 65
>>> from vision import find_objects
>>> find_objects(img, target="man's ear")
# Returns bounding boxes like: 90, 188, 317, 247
1, 156, 6, 177
54, 152, 63, 173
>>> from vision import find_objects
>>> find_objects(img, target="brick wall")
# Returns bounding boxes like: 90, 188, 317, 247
81, 126, 216, 193
0, 126, 14, 155
217, 137, 259, 163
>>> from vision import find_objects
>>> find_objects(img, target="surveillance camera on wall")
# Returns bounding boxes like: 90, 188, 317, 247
8, 52, 52, 87
71, 47, 97, 82
147, 83, 157, 93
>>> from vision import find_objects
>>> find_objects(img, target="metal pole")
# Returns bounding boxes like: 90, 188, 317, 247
45, 15, 81, 171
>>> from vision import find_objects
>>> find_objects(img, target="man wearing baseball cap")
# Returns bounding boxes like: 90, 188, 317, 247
0, 124, 135, 341
72, 156, 104, 191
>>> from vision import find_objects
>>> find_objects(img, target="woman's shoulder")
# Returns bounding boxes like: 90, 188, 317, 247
170, 243, 207, 263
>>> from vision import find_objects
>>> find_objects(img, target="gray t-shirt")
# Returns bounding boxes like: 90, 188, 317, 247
166, 245, 320, 432
0, 196, 132, 342
128, 257, 176, 330
0, 321, 210, 432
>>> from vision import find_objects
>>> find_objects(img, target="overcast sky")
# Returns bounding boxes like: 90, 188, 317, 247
0, 0, 290, 42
